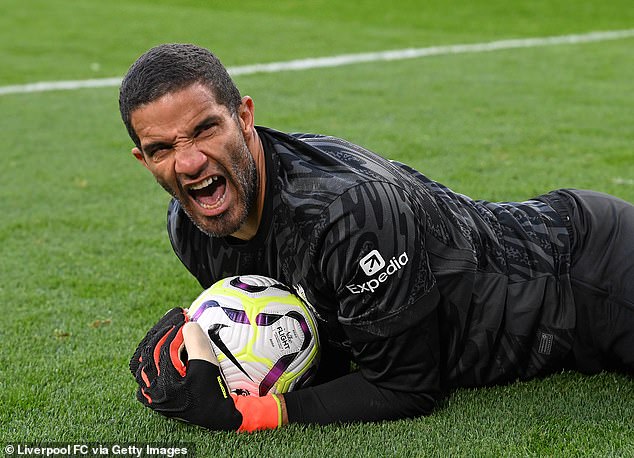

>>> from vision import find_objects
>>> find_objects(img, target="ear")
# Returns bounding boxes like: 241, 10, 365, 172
237, 96, 255, 136
132, 147, 150, 170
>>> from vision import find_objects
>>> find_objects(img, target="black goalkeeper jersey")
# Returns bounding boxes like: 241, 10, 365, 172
167, 126, 576, 424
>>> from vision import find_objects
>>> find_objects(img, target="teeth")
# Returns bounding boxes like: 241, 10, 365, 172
199, 194, 225, 209
189, 176, 219, 190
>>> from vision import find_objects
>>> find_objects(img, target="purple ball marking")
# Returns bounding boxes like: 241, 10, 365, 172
255, 312, 283, 327
190, 300, 220, 321
222, 307, 250, 324
286, 310, 313, 350
191, 299, 250, 324
229, 276, 268, 293
259, 353, 297, 396
299, 317, 310, 333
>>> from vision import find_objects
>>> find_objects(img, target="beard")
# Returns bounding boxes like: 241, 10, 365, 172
157, 134, 259, 238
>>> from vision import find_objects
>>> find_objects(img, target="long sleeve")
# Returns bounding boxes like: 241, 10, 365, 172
284, 307, 443, 424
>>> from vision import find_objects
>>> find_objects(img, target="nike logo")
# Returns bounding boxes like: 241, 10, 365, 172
206, 324, 253, 382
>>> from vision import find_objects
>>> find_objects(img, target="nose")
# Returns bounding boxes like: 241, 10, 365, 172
174, 142, 207, 177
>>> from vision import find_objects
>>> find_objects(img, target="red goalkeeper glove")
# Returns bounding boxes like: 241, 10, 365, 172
129, 307, 284, 432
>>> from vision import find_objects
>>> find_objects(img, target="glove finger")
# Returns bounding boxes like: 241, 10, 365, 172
134, 344, 158, 389
158, 307, 188, 328
133, 320, 182, 392
130, 308, 187, 374
136, 385, 153, 407
135, 323, 179, 389
157, 324, 187, 378
142, 308, 187, 351
130, 341, 148, 375
140, 325, 187, 410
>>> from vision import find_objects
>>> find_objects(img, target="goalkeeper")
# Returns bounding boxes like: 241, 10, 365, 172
120, 44, 634, 432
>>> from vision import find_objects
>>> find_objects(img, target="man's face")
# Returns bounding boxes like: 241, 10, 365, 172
130, 83, 257, 238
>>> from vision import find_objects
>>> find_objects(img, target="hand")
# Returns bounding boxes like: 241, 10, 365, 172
129, 307, 188, 378
129, 308, 242, 431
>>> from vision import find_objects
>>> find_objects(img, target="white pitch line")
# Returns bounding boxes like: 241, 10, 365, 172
1, 29, 633, 96
613, 177, 634, 186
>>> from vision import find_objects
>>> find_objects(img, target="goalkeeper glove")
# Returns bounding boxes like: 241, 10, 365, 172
129, 307, 283, 432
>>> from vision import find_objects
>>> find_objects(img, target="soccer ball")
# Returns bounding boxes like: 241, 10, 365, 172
187, 275, 320, 397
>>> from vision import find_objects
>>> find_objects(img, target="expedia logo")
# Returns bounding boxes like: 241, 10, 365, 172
347, 251, 409, 294
360, 250, 385, 276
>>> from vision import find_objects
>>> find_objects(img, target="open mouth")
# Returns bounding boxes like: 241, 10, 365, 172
188, 175, 227, 210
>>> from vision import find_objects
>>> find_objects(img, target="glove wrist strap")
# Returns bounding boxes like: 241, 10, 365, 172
231, 394, 282, 432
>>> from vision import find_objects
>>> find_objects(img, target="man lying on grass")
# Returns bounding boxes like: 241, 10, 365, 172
120, 43, 634, 432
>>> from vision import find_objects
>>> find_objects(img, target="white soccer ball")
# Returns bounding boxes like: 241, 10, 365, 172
187, 275, 320, 396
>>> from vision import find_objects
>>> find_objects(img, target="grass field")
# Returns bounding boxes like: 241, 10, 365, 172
1, 1, 633, 456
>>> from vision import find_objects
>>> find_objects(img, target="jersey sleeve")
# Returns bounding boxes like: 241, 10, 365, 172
285, 180, 444, 424
285, 304, 443, 424
320, 180, 437, 340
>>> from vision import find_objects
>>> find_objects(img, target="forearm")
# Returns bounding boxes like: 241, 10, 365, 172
282, 308, 443, 426
282, 370, 440, 425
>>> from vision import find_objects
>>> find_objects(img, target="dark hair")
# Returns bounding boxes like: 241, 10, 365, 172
119, 43, 242, 149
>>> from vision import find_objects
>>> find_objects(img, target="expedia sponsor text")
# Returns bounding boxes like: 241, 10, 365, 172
346, 252, 409, 294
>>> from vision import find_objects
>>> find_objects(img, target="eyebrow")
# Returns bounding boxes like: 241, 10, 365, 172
192, 115, 223, 136
141, 115, 225, 156
142, 140, 172, 156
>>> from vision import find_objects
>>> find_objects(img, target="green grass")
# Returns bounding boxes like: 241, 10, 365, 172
1, 0, 633, 456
